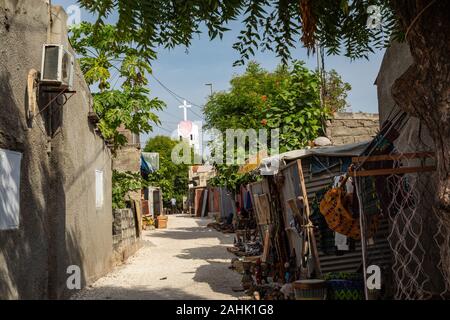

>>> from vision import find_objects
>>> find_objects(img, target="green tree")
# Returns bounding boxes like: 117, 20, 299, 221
78, 0, 450, 225
205, 61, 349, 190
323, 70, 352, 113
70, 23, 165, 149
144, 136, 190, 206
70, 23, 166, 208
112, 170, 149, 209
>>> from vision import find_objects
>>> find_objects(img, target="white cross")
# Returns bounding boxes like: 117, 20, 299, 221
179, 100, 191, 121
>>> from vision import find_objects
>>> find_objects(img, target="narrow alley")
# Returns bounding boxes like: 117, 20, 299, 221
2, 0, 449, 304
73, 215, 243, 300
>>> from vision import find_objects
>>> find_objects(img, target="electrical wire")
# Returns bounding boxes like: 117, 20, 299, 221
150, 73, 203, 108
150, 73, 205, 119
156, 125, 175, 134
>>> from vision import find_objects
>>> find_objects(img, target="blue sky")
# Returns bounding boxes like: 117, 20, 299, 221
55, 1, 384, 146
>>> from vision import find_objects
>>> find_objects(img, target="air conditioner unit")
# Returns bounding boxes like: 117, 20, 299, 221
40, 44, 74, 90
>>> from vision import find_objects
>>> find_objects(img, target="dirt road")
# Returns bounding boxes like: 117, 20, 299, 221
73, 214, 243, 300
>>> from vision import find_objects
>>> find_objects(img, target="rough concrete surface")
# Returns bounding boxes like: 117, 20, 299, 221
1, 0, 113, 299
72, 215, 243, 300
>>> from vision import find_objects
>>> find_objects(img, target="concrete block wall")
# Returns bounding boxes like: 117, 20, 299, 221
112, 208, 141, 264
325, 112, 379, 145
113, 209, 137, 250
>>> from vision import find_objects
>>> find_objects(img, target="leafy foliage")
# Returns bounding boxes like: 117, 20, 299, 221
204, 61, 349, 151
323, 69, 352, 113
93, 87, 161, 146
208, 164, 261, 194
112, 170, 149, 209
143, 136, 190, 206
77, 0, 398, 66
69, 22, 164, 149
204, 61, 350, 190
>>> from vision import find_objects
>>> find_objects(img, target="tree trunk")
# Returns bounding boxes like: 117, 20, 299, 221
390, 0, 450, 294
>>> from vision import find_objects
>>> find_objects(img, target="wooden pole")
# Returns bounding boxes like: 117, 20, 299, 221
296, 159, 322, 277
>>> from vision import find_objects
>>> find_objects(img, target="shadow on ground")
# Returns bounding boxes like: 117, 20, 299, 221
74, 286, 206, 300
175, 246, 243, 299
147, 227, 234, 243
176, 245, 234, 261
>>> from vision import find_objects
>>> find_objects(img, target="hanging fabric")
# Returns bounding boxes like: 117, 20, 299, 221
319, 186, 379, 240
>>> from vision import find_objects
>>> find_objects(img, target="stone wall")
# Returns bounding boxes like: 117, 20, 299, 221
0, 0, 114, 299
325, 112, 379, 145
112, 209, 141, 263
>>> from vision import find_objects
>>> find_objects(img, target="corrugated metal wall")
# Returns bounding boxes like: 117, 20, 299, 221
219, 187, 235, 219
282, 156, 392, 274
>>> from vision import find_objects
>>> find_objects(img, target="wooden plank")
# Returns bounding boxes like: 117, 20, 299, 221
253, 193, 270, 225
252, 194, 262, 225
296, 160, 310, 217
258, 194, 271, 225
287, 198, 301, 219
352, 152, 435, 163
262, 228, 271, 263
201, 189, 209, 217
349, 165, 436, 177
134, 200, 142, 237
296, 159, 322, 277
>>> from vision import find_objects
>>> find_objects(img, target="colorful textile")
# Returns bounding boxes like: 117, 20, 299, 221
326, 277, 365, 300
323, 272, 363, 281
324, 272, 364, 301
320, 187, 379, 240
244, 190, 253, 210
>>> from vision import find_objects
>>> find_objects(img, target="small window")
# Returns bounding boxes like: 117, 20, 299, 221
0, 149, 22, 230
190, 134, 193, 141
95, 170, 104, 208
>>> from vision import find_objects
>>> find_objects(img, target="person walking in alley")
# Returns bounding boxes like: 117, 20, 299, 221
170, 198, 177, 214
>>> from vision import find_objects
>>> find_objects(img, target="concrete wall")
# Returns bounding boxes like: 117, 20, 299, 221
113, 146, 141, 173
325, 112, 379, 145
0, 0, 114, 299
0, 1, 51, 299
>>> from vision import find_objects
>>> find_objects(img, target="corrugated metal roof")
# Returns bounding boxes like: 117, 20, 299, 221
259, 140, 370, 175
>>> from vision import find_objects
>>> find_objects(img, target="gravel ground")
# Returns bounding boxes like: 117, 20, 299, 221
73, 214, 243, 300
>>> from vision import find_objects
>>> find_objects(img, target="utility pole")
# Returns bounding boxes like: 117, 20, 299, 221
205, 83, 213, 96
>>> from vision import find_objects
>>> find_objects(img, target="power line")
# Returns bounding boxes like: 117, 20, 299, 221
150, 73, 205, 118
155, 125, 175, 135
159, 108, 182, 120
158, 120, 183, 124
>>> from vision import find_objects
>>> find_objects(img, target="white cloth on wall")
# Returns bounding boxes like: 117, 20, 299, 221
95, 170, 104, 208
0, 148, 22, 230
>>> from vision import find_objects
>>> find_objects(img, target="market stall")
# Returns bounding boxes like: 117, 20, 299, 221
230, 141, 394, 300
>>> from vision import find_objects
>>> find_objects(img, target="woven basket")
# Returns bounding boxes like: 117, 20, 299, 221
293, 279, 327, 300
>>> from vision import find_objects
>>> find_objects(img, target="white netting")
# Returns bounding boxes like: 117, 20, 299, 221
382, 118, 449, 299
359, 116, 449, 299
385, 170, 433, 299
434, 206, 450, 298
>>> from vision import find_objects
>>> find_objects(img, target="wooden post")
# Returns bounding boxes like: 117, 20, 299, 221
296, 159, 322, 277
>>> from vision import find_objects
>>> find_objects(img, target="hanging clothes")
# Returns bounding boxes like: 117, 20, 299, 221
244, 190, 253, 210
